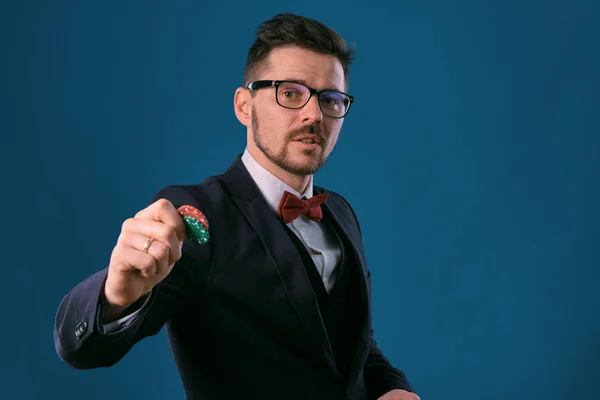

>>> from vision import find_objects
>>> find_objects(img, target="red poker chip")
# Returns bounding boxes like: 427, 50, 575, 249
177, 205, 209, 229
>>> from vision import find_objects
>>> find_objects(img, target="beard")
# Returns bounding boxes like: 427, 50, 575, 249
252, 106, 329, 176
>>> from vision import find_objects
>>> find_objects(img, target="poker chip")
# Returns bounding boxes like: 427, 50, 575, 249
177, 205, 209, 229
177, 205, 210, 244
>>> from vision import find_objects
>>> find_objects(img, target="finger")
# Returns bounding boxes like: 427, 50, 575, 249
135, 199, 188, 241
124, 232, 171, 276
113, 244, 159, 278
121, 219, 182, 265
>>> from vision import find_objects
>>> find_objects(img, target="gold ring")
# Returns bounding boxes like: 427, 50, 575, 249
143, 238, 154, 253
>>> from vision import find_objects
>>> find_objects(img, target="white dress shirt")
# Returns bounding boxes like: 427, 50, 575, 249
241, 148, 342, 291
102, 148, 341, 333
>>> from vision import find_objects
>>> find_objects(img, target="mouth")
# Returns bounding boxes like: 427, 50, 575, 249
292, 134, 322, 145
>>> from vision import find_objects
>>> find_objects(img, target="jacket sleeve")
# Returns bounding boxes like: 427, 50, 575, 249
53, 185, 213, 369
364, 335, 415, 398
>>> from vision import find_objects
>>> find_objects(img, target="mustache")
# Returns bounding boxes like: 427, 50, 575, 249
286, 124, 326, 143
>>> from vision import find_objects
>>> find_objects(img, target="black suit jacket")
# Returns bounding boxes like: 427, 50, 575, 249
54, 155, 415, 400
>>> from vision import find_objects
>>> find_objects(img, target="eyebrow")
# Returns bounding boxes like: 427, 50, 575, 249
281, 78, 343, 93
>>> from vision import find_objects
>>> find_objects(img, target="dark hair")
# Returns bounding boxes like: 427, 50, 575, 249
243, 13, 355, 87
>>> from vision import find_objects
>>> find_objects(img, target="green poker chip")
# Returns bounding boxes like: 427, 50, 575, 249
182, 215, 210, 244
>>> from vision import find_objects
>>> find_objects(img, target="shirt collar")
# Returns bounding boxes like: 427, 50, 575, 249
241, 147, 314, 212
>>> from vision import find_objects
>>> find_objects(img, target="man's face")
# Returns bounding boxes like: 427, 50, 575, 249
250, 46, 347, 176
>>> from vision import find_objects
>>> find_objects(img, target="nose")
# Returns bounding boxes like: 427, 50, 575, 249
301, 94, 323, 124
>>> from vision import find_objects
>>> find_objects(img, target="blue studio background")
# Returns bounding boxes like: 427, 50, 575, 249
2, 0, 599, 399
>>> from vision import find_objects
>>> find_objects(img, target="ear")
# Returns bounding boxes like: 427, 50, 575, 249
234, 87, 252, 127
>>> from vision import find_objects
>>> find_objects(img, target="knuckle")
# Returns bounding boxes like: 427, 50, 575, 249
157, 257, 169, 272
109, 247, 122, 264
113, 242, 131, 259
155, 198, 173, 212
140, 255, 155, 271
117, 231, 131, 245
154, 241, 170, 261
169, 249, 181, 265
159, 224, 176, 242
121, 218, 135, 231
173, 245, 182, 261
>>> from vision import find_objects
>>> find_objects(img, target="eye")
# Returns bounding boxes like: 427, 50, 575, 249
321, 92, 347, 110
281, 90, 298, 99
323, 96, 340, 106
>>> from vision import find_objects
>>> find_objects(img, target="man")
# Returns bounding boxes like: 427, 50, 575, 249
54, 13, 419, 400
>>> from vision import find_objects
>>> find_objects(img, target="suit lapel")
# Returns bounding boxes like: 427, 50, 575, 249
224, 156, 338, 375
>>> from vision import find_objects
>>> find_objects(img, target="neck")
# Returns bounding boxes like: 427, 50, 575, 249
247, 146, 311, 194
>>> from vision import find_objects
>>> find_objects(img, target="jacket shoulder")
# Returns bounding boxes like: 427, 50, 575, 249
149, 174, 227, 210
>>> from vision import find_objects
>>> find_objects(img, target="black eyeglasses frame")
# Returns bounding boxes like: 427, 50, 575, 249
246, 80, 355, 119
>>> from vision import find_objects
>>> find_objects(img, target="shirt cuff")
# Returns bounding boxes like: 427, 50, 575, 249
99, 291, 152, 334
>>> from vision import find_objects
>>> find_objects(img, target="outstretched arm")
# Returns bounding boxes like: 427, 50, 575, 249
54, 186, 212, 369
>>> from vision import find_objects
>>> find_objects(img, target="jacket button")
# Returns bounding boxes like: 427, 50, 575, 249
75, 321, 88, 340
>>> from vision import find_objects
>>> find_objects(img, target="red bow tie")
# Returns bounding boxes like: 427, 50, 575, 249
278, 190, 329, 224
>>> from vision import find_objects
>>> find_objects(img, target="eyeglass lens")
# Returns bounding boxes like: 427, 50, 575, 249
276, 82, 350, 118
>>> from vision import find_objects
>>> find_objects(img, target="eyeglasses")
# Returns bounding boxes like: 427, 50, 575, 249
246, 80, 354, 119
